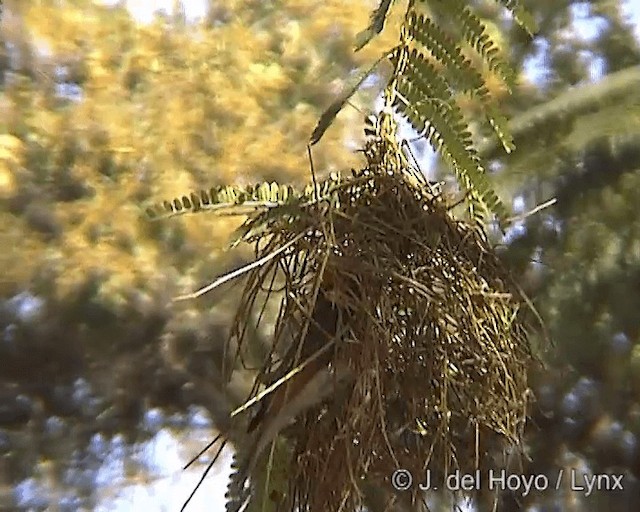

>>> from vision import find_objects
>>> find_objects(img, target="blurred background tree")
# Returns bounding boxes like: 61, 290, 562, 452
1, 0, 640, 510
463, 1, 640, 510
0, 0, 401, 507
0, 0, 397, 421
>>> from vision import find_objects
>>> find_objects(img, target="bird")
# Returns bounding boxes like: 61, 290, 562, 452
225, 359, 353, 512
246, 290, 342, 432
226, 291, 354, 512
242, 356, 353, 475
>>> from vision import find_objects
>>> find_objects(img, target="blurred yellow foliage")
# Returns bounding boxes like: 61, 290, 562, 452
1, 0, 399, 300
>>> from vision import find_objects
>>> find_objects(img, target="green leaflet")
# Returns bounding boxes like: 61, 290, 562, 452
495, 0, 538, 36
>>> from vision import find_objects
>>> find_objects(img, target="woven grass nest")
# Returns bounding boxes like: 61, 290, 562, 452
221, 125, 538, 512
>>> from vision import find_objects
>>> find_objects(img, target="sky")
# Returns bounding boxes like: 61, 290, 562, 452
100, 0, 208, 24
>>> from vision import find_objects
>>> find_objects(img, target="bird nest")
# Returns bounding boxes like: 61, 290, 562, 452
219, 134, 539, 511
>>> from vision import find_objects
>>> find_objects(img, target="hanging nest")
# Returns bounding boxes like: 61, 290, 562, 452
219, 113, 539, 512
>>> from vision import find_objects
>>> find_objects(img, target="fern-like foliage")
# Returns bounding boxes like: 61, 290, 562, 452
145, 173, 359, 247
225, 452, 251, 512
311, 0, 537, 225
144, 182, 299, 220
394, 0, 535, 223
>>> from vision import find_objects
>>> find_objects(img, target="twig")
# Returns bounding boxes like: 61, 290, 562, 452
172, 231, 305, 301
230, 336, 337, 418
506, 197, 557, 224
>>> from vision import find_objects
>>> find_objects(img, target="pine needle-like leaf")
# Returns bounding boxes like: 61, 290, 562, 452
354, 0, 394, 52
309, 54, 392, 146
